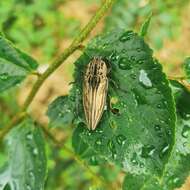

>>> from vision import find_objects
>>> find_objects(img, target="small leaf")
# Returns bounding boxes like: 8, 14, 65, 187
140, 12, 152, 37
69, 29, 175, 175
0, 119, 47, 190
0, 35, 38, 92
183, 57, 190, 79
123, 81, 190, 190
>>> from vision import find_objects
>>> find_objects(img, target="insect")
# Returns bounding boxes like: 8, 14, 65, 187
83, 57, 109, 130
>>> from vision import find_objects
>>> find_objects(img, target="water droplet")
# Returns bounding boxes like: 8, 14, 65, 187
58, 113, 63, 117
0, 73, 9, 80
109, 52, 119, 62
130, 73, 137, 79
95, 128, 103, 134
26, 185, 31, 190
118, 57, 131, 70
183, 142, 187, 147
137, 59, 144, 64
29, 171, 34, 178
154, 125, 161, 131
33, 148, 38, 156
141, 145, 156, 158
181, 113, 190, 120
95, 138, 102, 146
85, 130, 92, 136
131, 153, 138, 165
119, 31, 133, 42
173, 177, 180, 184
116, 135, 126, 145
160, 144, 170, 158
139, 70, 152, 88
182, 124, 190, 138
26, 133, 33, 140
130, 56, 136, 61
108, 139, 117, 159
90, 156, 98, 165
140, 162, 144, 168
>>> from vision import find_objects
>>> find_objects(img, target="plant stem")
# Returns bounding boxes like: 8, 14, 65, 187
22, 0, 116, 111
0, 0, 116, 140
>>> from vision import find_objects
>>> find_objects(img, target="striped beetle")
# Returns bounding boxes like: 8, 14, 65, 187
83, 57, 109, 130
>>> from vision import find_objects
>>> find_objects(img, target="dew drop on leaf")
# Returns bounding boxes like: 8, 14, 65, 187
182, 124, 190, 138
131, 153, 138, 165
33, 148, 38, 156
90, 156, 98, 165
26, 184, 32, 190
141, 145, 156, 158
0, 73, 9, 80
116, 134, 126, 145
137, 59, 144, 64
109, 51, 119, 62
159, 144, 170, 158
173, 177, 180, 185
95, 138, 103, 146
118, 57, 131, 70
139, 70, 152, 88
140, 162, 144, 168
130, 73, 137, 79
119, 31, 133, 42
130, 56, 136, 62
181, 113, 190, 120
95, 128, 103, 134
108, 139, 117, 159
26, 133, 33, 140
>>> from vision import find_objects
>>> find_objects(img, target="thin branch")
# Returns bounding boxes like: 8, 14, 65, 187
22, 0, 116, 111
40, 124, 114, 190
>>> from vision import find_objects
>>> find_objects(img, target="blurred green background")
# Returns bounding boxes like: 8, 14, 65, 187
0, 0, 190, 189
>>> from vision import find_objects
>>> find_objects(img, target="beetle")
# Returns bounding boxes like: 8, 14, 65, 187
83, 57, 109, 130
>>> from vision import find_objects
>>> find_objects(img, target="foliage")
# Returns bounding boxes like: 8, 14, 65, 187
0, 0, 81, 63
104, 0, 188, 49
0, 119, 47, 190
0, 34, 38, 92
0, 1, 190, 190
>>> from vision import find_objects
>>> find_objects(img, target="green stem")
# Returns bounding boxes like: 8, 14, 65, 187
22, 0, 116, 111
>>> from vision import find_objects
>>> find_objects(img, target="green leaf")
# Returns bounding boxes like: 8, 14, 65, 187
0, 35, 38, 92
183, 57, 190, 79
70, 29, 175, 175
0, 119, 47, 190
46, 96, 76, 127
123, 80, 190, 190
140, 12, 152, 37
